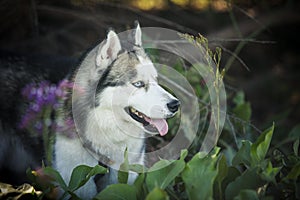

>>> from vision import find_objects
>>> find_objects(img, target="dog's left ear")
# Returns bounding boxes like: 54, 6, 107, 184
134, 21, 142, 47
96, 30, 121, 68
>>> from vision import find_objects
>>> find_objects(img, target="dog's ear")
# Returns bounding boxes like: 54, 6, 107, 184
134, 21, 142, 47
96, 30, 121, 67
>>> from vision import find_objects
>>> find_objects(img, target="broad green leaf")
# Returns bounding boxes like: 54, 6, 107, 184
145, 188, 169, 200
233, 91, 245, 106
180, 149, 188, 160
293, 139, 299, 156
250, 124, 274, 165
129, 164, 146, 173
233, 102, 251, 122
146, 159, 185, 191
182, 151, 219, 200
214, 154, 228, 200
68, 165, 107, 192
215, 154, 228, 184
232, 140, 252, 167
225, 167, 265, 200
286, 162, 300, 180
148, 159, 172, 171
261, 160, 281, 183
233, 189, 259, 200
289, 124, 300, 139
118, 168, 129, 181
134, 173, 146, 199
43, 167, 67, 191
222, 167, 241, 189
94, 184, 137, 200
118, 149, 129, 184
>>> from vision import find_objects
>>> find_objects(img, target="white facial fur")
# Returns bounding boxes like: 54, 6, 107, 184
93, 54, 178, 137
128, 56, 177, 119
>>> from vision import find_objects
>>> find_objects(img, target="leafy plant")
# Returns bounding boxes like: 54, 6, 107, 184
12, 32, 299, 200
27, 165, 107, 199
27, 122, 300, 200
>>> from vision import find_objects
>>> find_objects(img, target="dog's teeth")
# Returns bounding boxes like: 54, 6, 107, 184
129, 107, 144, 118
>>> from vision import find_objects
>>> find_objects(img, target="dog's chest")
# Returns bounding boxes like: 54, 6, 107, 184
54, 134, 98, 199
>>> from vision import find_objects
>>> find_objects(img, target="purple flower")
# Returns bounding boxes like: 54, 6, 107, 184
65, 117, 75, 128
19, 112, 35, 129
53, 103, 60, 110
59, 79, 73, 89
29, 88, 37, 100
55, 88, 63, 98
19, 79, 76, 138
30, 103, 40, 112
45, 91, 56, 105
34, 121, 43, 134
21, 83, 35, 99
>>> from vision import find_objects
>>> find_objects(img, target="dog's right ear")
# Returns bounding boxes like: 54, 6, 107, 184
96, 30, 121, 67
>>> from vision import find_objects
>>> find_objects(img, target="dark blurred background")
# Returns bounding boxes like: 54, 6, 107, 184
1, 0, 299, 138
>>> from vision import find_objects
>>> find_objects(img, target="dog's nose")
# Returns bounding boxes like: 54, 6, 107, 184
167, 99, 180, 113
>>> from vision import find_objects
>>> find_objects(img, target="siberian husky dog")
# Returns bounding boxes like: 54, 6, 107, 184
0, 23, 180, 199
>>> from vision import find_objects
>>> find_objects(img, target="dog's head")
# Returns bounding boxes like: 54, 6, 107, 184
93, 23, 180, 136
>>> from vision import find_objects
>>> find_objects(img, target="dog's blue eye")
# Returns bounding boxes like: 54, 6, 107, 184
132, 81, 145, 88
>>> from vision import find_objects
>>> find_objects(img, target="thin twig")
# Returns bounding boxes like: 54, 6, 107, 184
209, 38, 276, 44
145, 39, 276, 45
220, 44, 250, 71
226, 112, 262, 134
233, 4, 271, 34
226, 115, 238, 148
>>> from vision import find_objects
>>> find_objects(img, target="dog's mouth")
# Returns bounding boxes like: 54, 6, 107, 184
125, 107, 168, 136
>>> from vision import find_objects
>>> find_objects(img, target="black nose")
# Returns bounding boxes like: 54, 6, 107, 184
167, 99, 180, 113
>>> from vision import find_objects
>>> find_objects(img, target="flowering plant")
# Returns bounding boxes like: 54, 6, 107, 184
19, 79, 75, 166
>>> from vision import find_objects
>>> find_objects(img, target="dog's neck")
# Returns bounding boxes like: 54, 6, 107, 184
83, 106, 145, 166
54, 106, 145, 198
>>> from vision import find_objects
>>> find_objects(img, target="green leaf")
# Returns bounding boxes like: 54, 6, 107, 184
118, 148, 129, 184
43, 167, 68, 191
250, 124, 274, 165
182, 151, 219, 200
233, 102, 251, 122
286, 162, 300, 180
129, 164, 146, 173
146, 159, 185, 191
293, 139, 299, 156
145, 188, 169, 200
232, 140, 252, 167
222, 167, 241, 189
289, 124, 300, 139
134, 173, 146, 199
215, 154, 228, 183
261, 160, 281, 183
233, 189, 259, 200
233, 91, 245, 106
214, 154, 228, 199
68, 165, 107, 192
225, 167, 265, 200
94, 184, 137, 200
180, 149, 188, 161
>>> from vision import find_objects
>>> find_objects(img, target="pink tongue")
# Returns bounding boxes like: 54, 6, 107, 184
145, 118, 169, 136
